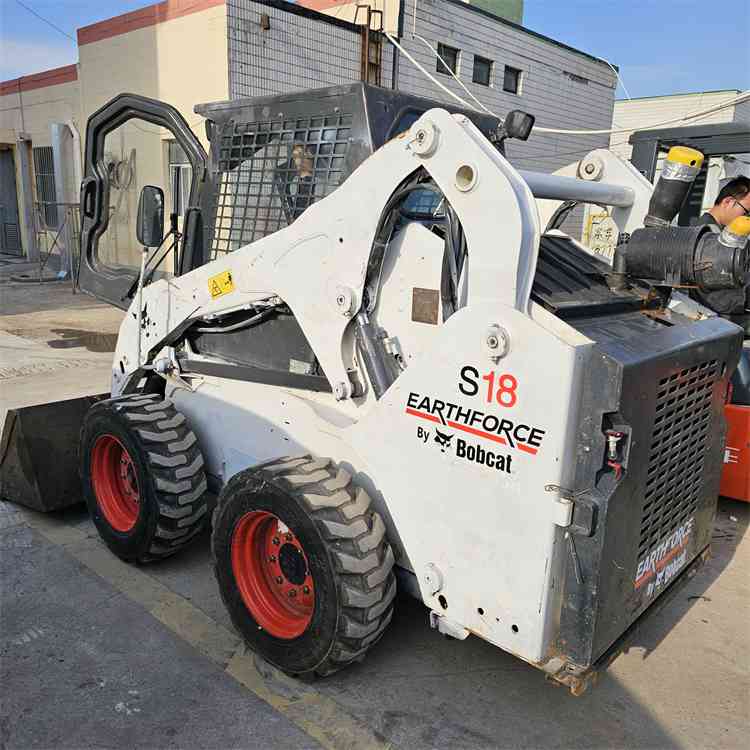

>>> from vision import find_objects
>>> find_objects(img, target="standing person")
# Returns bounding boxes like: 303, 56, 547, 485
698, 175, 750, 228
694, 175, 750, 317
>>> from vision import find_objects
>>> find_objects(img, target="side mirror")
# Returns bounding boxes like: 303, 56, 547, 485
136, 185, 164, 247
504, 110, 535, 142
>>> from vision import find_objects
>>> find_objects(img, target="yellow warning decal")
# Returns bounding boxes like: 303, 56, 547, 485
208, 270, 234, 299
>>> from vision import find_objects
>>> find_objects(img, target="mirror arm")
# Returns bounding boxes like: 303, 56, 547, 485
122, 230, 174, 301
142, 233, 179, 288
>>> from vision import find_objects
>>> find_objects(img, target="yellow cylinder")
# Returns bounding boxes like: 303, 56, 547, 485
727, 215, 750, 237
666, 146, 704, 169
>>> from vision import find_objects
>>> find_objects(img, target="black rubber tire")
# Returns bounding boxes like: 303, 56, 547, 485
80, 393, 209, 563
212, 455, 396, 676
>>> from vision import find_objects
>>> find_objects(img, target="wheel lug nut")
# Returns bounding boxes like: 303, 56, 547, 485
272, 537, 280, 545
275, 576, 283, 584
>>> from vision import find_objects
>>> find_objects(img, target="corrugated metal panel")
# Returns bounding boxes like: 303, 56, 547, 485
397, 0, 616, 173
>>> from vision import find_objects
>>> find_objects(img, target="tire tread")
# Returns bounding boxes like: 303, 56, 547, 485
250, 454, 396, 676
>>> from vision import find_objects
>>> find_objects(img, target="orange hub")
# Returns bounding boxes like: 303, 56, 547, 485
231, 511, 315, 638
90, 435, 140, 532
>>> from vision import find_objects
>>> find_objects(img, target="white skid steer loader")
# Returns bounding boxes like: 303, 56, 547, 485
5, 84, 747, 693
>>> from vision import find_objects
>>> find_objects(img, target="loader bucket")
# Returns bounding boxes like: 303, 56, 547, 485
0, 395, 106, 512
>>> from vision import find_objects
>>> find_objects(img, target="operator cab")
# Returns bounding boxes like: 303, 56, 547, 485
77, 83, 502, 310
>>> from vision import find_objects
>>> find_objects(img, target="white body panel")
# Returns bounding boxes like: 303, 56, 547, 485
106, 110, 652, 667
166, 297, 593, 664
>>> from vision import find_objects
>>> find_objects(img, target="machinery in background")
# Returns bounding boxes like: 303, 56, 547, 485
629, 123, 750, 503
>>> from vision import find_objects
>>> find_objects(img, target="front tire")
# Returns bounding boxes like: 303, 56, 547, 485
212, 455, 396, 676
81, 393, 209, 562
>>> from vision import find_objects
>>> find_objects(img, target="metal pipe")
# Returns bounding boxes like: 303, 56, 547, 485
518, 170, 635, 208
135, 246, 148, 368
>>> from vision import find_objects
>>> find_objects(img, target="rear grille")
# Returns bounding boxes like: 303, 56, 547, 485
639, 359, 720, 555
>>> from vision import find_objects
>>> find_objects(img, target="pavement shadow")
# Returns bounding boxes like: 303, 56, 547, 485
20, 489, 746, 750
47, 328, 118, 353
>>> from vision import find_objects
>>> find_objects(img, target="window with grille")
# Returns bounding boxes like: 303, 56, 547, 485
436, 44, 459, 76
503, 65, 522, 94
168, 141, 192, 218
33, 146, 57, 228
209, 111, 353, 258
472, 56, 493, 86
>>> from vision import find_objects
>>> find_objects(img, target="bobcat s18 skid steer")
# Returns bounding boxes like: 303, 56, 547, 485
6, 84, 749, 693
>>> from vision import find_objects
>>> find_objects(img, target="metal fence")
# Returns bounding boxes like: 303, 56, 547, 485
33, 201, 81, 290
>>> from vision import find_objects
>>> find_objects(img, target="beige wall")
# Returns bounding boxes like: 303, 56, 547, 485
610, 91, 741, 160
78, 4, 229, 147
77, 3, 229, 270
0, 78, 82, 255
0, 78, 81, 147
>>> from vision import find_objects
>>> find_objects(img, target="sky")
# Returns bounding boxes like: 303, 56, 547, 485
0, 0, 748, 98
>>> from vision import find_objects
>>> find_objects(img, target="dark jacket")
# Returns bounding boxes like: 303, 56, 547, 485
691, 213, 747, 315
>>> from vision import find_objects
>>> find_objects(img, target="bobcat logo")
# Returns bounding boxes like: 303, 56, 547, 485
434, 429, 453, 453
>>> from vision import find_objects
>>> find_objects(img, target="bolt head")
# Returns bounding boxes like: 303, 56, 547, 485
275, 576, 283, 584
285, 533, 293, 541
484, 325, 510, 360
268, 555, 276, 563
288, 590, 297, 598
272, 537, 280, 546
334, 382, 350, 401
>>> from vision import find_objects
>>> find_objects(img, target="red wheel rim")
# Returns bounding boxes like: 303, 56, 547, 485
231, 511, 315, 639
91, 435, 140, 532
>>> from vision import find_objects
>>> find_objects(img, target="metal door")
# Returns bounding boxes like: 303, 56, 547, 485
77, 93, 208, 309
0, 149, 22, 255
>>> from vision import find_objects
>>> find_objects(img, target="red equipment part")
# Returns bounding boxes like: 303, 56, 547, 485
90, 434, 140, 531
719, 403, 750, 502
231, 510, 315, 639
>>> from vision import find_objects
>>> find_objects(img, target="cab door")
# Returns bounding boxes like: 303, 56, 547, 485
78, 93, 208, 308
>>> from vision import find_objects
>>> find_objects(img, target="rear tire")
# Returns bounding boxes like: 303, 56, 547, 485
80, 393, 209, 563
212, 455, 396, 676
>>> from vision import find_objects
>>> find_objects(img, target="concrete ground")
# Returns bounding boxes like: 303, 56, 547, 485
1, 275, 749, 750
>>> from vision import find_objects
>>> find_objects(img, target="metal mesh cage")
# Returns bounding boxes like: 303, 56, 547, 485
639, 359, 720, 556
209, 111, 353, 257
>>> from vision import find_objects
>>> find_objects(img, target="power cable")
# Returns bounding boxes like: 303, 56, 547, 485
388, 32, 750, 136
14, 0, 76, 42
